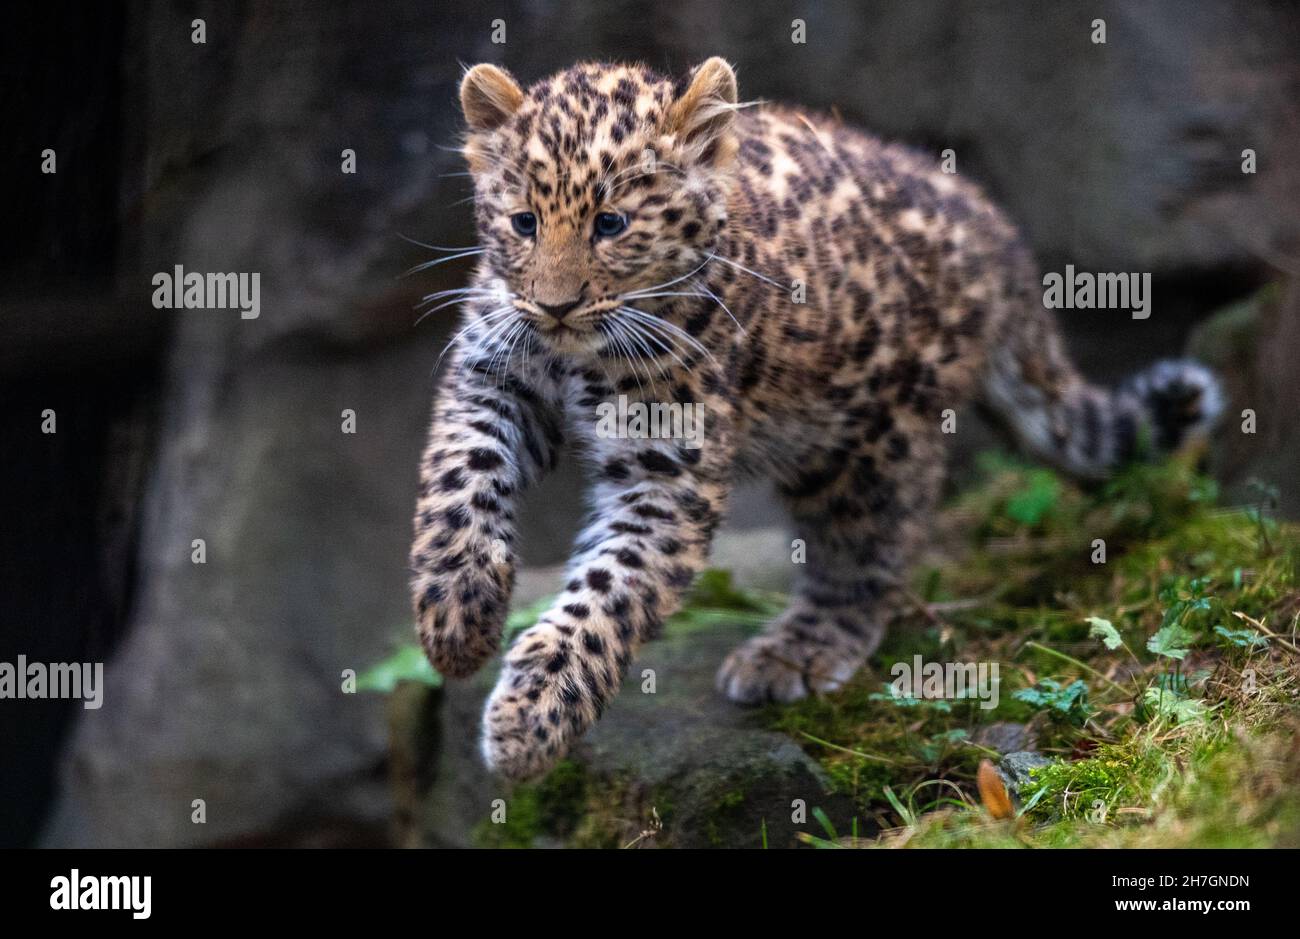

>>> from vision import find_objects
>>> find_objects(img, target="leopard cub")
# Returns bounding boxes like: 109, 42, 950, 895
409, 58, 1222, 780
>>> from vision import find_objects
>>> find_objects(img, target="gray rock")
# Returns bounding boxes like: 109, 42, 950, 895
398, 618, 854, 849
1189, 284, 1300, 519
43, 339, 435, 847
974, 722, 1036, 756
997, 751, 1053, 804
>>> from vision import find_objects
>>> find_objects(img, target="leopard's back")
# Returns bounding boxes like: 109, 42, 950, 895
708, 105, 1031, 480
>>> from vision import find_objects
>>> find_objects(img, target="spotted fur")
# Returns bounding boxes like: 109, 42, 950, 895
409, 58, 1223, 781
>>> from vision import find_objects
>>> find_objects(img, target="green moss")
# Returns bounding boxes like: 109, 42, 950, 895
887, 724, 1300, 849
700, 787, 751, 846
471, 760, 626, 848
776, 453, 1300, 849
472, 789, 543, 849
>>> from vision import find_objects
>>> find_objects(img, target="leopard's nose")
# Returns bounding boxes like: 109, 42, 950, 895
536, 297, 584, 320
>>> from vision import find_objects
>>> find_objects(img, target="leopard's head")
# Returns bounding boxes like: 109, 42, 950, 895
456, 58, 740, 359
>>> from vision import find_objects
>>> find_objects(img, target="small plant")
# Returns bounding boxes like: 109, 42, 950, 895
1004, 468, 1061, 527
356, 645, 441, 692
1245, 477, 1280, 554
1013, 678, 1093, 726
1213, 625, 1268, 650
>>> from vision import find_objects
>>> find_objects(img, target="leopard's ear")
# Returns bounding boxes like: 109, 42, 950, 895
460, 63, 524, 132
668, 57, 739, 164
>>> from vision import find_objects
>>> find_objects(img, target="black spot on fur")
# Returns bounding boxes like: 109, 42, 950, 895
636, 450, 680, 476
467, 448, 504, 471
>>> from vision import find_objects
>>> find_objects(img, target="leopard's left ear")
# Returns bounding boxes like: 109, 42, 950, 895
668, 57, 739, 164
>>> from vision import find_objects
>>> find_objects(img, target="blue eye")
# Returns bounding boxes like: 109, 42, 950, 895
594, 212, 627, 238
511, 212, 537, 236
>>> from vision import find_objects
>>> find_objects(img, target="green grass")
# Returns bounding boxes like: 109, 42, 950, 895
773, 453, 1300, 848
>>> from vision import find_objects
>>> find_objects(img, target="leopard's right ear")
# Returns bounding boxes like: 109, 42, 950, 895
459, 63, 524, 132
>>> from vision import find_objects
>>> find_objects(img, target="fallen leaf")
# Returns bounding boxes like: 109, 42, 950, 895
977, 759, 1014, 819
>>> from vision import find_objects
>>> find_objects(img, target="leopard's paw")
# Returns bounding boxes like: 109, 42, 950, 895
412, 556, 512, 679
480, 621, 606, 780
716, 633, 862, 705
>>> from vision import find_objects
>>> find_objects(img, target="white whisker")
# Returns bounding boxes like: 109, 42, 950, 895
621, 290, 711, 301
619, 318, 668, 392
498, 320, 532, 390
603, 323, 646, 397
402, 249, 485, 277
415, 288, 498, 313
618, 305, 718, 365
413, 293, 497, 327
618, 314, 687, 376
624, 256, 715, 298
707, 252, 785, 288
434, 306, 515, 373
692, 279, 747, 336
417, 286, 498, 308
399, 234, 479, 253
482, 320, 526, 387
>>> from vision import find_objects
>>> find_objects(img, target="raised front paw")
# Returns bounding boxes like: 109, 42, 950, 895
716, 632, 863, 705
480, 620, 613, 780
411, 549, 513, 679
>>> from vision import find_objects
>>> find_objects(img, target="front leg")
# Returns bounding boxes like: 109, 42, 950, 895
482, 430, 733, 780
409, 354, 562, 678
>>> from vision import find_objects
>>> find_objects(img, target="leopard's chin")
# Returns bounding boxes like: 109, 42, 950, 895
535, 323, 606, 358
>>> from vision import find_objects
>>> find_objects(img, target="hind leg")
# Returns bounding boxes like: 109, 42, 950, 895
717, 446, 942, 704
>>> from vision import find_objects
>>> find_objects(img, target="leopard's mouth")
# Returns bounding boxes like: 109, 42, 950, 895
531, 318, 607, 356
514, 301, 623, 357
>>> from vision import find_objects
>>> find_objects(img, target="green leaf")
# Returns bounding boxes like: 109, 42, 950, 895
1212, 625, 1268, 650
684, 568, 784, 614
1012, 678, 1093, 725
1140, 685, 1208, 725
1147, 622, 1195, 660
504, 594, 555, 641
687, 568, 756, 609
868, 685, 953, 711
916, 728, 969, 762
1086, 616, 1123, 650
1004, 469, 1061, 526
662, 569, 785, 636
356, 645, 442, 693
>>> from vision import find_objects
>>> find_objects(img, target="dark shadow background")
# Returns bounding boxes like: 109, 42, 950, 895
2, 0, 1297, 847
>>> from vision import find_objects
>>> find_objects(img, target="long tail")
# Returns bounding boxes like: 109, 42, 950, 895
981, 303, 1224, 480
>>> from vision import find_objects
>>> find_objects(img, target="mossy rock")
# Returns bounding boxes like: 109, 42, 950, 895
392, 619, 854, 848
